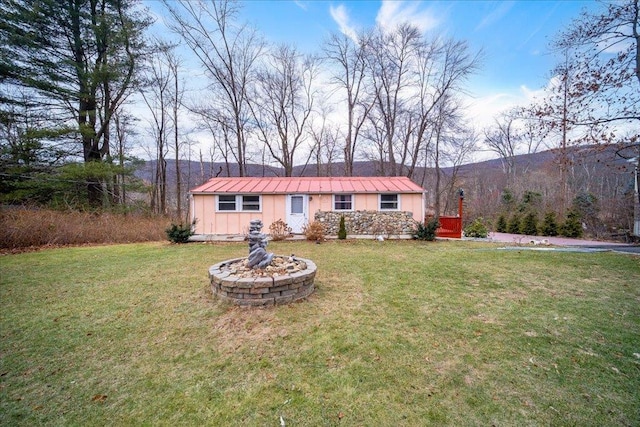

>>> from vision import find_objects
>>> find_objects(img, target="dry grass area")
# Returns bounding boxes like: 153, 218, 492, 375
0, 207, 169, 250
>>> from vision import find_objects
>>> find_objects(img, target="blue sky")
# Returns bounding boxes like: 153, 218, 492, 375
237, 1, 595, 118
143, 0, 599, 160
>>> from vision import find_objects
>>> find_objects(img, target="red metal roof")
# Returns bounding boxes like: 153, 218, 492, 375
190, 176, 425, 194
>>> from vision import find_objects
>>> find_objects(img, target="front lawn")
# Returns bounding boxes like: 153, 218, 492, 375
1, 241, 638, 425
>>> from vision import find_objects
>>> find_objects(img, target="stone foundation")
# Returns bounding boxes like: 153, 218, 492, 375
209, 257, 316, 307
314, 210, 416, 236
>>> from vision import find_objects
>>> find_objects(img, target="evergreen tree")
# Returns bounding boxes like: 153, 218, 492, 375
518, 191, 543, 213
521, 212, 539, 235
560, 209, 583, 238
572, 192, 600, 236
540, 211, 559, 236
0, 0, 151, 206
338, 215, 347, 239
464, 218, 488, 238
501, 188, 515, 208
507, 214, 521, 234
495, 214, 507, 232
413, 218, 439, 241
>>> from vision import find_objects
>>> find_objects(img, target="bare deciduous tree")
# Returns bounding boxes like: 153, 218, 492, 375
163, 0, 264, 177
533, 50, 590, 213
140, 43, 174, 214
112, 111, 138, 206
364, 24, 422, 176
430, 94, 465, 217
361, 25, 481, 180
409, 37, 481, 180
483, 108, 543, 184
553, 0, 639, 127
249, 45, 319, 177
323, 32, 373, 176
484, 112, 519, 180
550, 0, 640, 218
308, 103, 341, 177
166, 51, 186, 219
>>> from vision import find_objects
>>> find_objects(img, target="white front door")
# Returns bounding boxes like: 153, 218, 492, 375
286, 194, 308, 234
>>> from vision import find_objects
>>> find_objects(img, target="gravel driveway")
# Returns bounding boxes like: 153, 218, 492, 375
482, 232, 640, 255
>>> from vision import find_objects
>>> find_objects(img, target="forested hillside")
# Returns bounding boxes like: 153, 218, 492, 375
134, 142, 637, 240
1, 0, 638, 242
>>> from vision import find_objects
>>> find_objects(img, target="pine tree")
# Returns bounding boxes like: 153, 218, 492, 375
338, 215, 347, 239
507, 214, 521, 234
540, 212, 559, 236
560, 209, 583, 238
0, 0, 151, 206
521, 212, 539, 236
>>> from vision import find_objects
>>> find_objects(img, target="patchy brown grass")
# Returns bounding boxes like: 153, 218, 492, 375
1, 240, 638, 425
0, 207, 169, 250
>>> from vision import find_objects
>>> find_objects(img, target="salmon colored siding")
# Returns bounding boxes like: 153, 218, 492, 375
191, 192, 425, 235
308, 193, 422, 214
192, 194, 285, 235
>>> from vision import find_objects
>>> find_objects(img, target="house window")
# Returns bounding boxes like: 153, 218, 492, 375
334, 194, 353, 211
380, 194, 399, 210
217, 195, 261, 212
290, 195, 304, 214
218, 195, 237, 211
242, 195, 260, 211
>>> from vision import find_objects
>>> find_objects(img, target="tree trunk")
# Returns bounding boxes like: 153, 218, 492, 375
174, 70, 181, 219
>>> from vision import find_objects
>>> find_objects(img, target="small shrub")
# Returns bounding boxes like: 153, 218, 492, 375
337, 215, 347, 239
165, 221, 195, 244
540, 211, 559, 236
507, 214, 521, 234
269, 219, 292, 241
560, 209, 583, 238
413, 218, 439, 241
521, 212, 539, 235
303, 221, 326, 241
495, 214, 507, 232
464, 218, 488, 238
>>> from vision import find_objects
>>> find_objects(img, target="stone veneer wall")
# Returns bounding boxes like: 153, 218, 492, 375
314, 210, 416, 236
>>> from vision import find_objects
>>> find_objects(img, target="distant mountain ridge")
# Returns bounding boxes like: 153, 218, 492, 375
134, 144, 637, 191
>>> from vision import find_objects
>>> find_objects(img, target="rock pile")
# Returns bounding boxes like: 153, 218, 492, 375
221, 256, 307, 278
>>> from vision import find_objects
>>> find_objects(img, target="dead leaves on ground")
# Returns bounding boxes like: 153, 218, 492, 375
91, 394, 107, 403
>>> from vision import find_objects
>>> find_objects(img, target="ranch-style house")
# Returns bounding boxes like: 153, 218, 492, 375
189, 176, 426, 237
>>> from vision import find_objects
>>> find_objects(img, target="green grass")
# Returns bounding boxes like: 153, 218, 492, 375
1, 240, 639, 426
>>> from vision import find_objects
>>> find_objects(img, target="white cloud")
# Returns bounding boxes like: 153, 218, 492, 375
329, 4, 358, 42
520, 83, 547, 103
475, 1, 515, 31
376, 0, 439, 34
466, 93, 515, 129
464, 82, 560, 161
465, 84, 545, 131
329, 1, 440, 42
294, 1, 308, 11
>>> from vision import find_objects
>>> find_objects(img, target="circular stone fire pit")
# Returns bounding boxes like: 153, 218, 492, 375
209, 256, 316, 307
